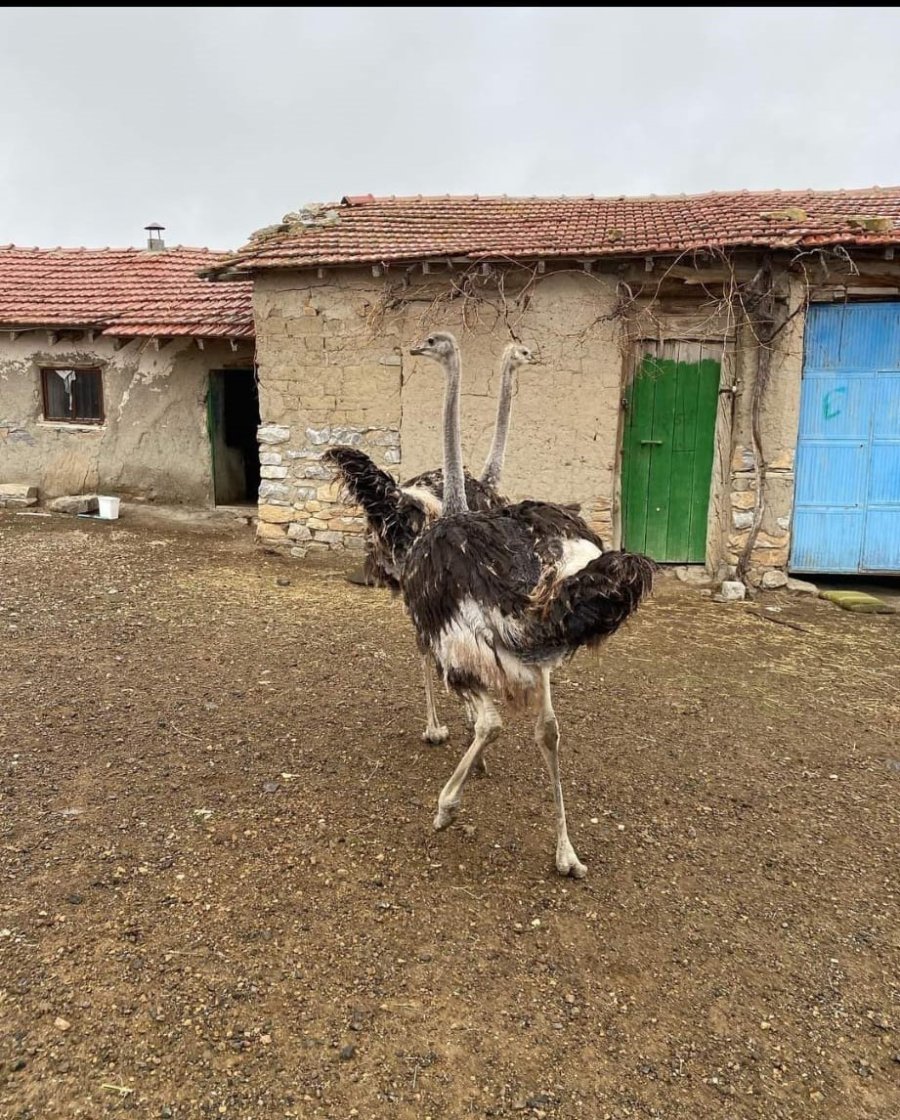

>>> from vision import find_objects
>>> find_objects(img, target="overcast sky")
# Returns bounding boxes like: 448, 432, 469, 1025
3, 7, 899, 251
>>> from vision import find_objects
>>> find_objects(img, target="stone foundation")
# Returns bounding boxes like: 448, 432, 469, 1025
0, 483, 38, 507
254, 422, 399, 557
725, 445, 795, 587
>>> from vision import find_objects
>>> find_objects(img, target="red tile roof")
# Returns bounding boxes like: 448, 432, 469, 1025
0, 246, 254, 338
207, 188, 900, 276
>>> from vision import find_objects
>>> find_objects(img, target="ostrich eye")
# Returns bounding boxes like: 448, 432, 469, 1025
427, 337, 435, 345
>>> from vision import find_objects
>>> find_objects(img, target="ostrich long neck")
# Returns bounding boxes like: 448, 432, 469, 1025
480, 349, 515, 490
441, 344, 468, 515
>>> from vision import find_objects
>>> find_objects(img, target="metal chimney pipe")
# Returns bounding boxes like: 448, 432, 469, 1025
144, 223, 166, 251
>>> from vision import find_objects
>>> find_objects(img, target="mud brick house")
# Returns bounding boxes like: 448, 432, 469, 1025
0, 234, 256, 506
207, 188, 900, 585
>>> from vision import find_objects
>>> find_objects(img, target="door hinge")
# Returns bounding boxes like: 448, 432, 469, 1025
640, 439, 663, 446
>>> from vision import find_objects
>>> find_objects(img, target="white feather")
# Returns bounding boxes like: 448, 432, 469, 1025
400, 486, 443, 519
434, 596, 535, 694
556, 538, 602, 578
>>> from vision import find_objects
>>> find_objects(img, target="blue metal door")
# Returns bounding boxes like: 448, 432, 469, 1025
792, 302, 900, 573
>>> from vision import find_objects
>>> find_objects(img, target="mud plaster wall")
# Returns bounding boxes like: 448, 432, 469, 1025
0, 334, 255, 503
252, 268, 624, 557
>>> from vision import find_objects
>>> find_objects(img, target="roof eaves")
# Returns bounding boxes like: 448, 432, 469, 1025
198, 257, 258, 282
0, 318, 110, 331
100, 323, 255, 339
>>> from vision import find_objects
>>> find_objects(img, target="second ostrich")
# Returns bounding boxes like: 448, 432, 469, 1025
324, 341, 536, 745
400, 331, 655, 878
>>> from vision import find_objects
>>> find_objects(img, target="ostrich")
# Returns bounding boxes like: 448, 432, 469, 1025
400, 331, 655, 878
323, 341, 537, 745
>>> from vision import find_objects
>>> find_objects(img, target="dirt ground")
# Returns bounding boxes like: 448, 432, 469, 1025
1, 510, 898, 1120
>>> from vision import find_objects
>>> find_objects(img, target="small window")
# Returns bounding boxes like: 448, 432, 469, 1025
41, 367, 104, 423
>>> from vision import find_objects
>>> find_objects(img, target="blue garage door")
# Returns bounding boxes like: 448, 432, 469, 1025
791, 302, 900, 573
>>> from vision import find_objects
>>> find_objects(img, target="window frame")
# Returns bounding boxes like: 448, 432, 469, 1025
40, 366, 105, 425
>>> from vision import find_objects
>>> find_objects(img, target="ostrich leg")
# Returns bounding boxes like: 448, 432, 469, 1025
421, 660, 488, 773
469, 697, 490, 776
433, 693, 501, 830
421, 654, 449, 744
535, 668, 586, 879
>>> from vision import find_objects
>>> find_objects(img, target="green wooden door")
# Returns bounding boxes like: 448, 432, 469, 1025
621, 341, 722, 562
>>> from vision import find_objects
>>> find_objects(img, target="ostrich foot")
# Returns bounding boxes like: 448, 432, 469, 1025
422, 724, 449, 745
433, 800, 459, 831
556, 840, 587, 879
474, 755, 490, 778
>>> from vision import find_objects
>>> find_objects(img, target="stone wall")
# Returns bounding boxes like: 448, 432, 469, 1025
254, 420, 394, 555
0, 333, 255, 504
251, 268, 624, 556
250, 273, 405, 556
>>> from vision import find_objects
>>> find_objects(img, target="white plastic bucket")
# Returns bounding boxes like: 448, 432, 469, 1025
97, 495, 120, 520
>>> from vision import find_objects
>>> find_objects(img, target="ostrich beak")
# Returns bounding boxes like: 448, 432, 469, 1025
409, 344, 426, 355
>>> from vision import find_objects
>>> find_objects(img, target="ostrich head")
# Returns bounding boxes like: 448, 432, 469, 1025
503, 341, 538, 368
409, 331, 459, 363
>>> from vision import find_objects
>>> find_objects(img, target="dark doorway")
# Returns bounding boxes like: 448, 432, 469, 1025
207, 369, 260, 505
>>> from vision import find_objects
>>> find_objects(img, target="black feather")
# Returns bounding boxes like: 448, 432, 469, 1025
322, 447, 509, 589
402, 501, 652, 698
527, 550, 656, 659
321, 447, 401, 528
321, 447, 425, 587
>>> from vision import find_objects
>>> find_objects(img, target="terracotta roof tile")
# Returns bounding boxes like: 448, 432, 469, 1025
208, 188, 900, 276
0, 246, 254, 338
